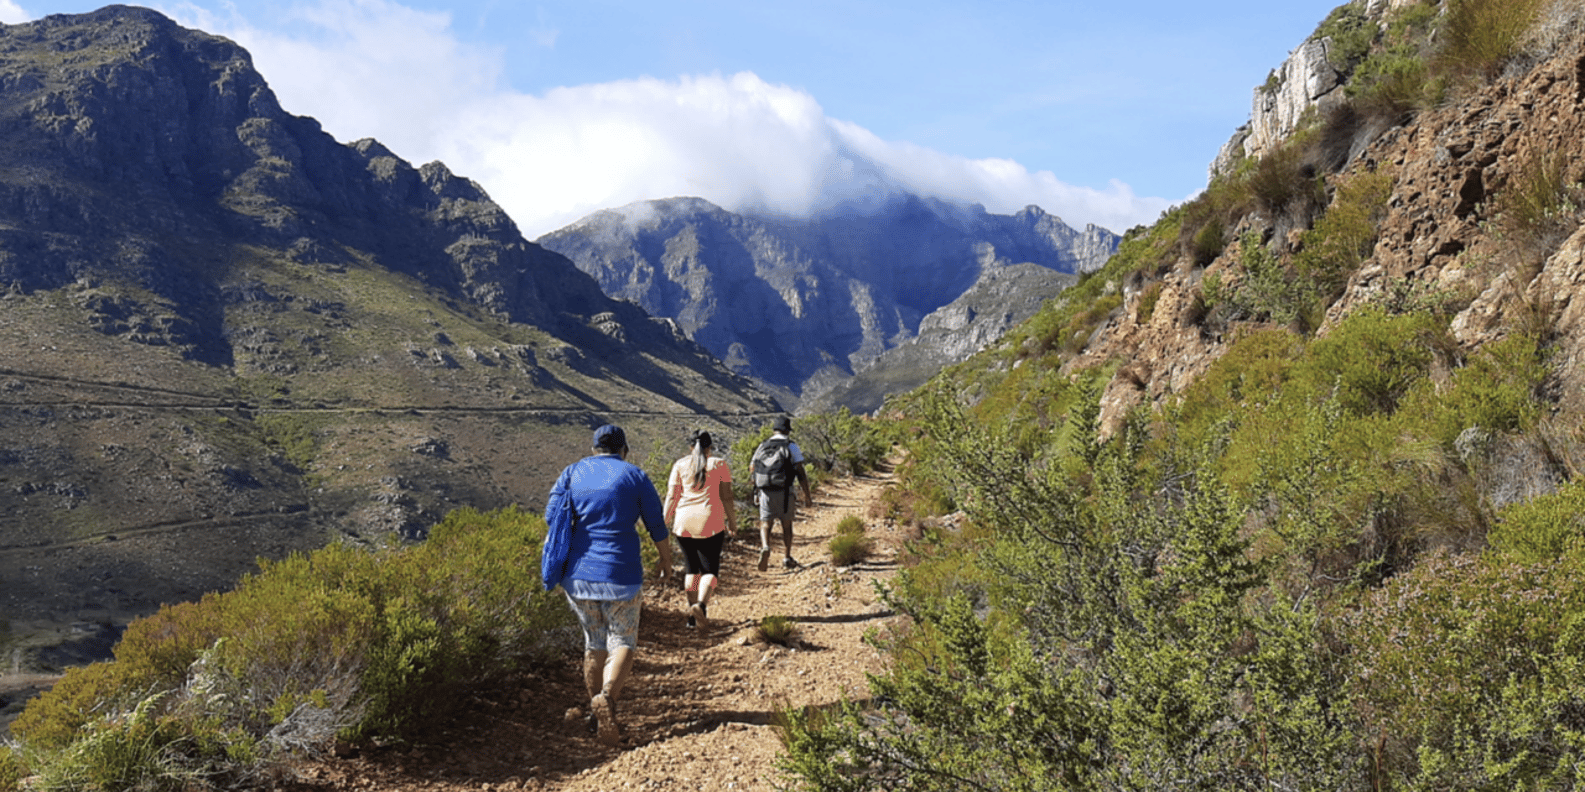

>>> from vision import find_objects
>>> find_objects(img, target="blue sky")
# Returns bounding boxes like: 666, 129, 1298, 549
0, 0, 1343, 237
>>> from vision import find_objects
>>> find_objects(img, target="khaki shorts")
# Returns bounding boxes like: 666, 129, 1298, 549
757, 487, 795, 520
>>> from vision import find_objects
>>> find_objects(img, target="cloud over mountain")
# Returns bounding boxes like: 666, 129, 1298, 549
157, 0, 1173, 237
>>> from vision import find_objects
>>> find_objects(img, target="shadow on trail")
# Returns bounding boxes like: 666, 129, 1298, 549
793, 611, 897, 625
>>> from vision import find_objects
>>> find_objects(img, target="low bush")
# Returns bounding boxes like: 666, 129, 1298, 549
1247, 139, 1324, 217
1496, 149, 1584, 253
796, 409, 891, 477
1346, 549, 1585, 789
1436, 0, 1549, 81
1488, 478, 1585, 562
756, 615, 799, 646
829, 516, 871, 566
12, 506, 571, 788
1134, 281, 1165, 324
1356, 51, 1433, 116
835, 514, 865, 535
1293, 306, 1446, 417
1059, 293, 1122, 355
1315, 1, 1376, 70
1395, 331, 1549, 448
1212, 230, 1314, 328
0, 745, 23, 792
827, 533, 871, 567
1294, 167, 1395, 302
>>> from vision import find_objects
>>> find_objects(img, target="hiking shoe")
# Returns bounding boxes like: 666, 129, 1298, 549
589, 693, 620, 746
583, 708, 598, 735
691, 603, 709, 631
758, 546, 771, 571
783, 556, 800, 570
686, 613, 696, 629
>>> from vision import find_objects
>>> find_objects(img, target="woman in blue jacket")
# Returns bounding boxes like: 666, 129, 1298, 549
546, 424, 674, 746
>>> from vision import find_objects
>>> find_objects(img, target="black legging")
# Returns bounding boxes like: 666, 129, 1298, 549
678, 532, 727, 576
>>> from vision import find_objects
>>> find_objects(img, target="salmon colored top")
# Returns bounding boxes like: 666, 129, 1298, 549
665, 456, 732, 538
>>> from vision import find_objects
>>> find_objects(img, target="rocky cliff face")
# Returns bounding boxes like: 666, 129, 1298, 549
537, 195, 1117, 409
802, 259, 1078, 414
1212, 0, 1426, 178
0, 6, 778, 678
1073, 1, 1585, 437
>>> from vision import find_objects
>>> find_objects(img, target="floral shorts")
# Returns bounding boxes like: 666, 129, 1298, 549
563, 591, 642, 652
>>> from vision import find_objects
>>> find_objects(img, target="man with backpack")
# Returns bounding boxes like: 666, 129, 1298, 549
752, 415, 813, 571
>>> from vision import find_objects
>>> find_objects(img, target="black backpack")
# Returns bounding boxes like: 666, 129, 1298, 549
752, 437, 795, 489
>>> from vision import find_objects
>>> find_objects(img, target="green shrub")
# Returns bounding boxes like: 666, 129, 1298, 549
796, 409, 891, 477
28, 693, 205, 792
1216, 230, 1315, 328
1177, 170, 1254, 266
756, 615, 799, 646
1213, 167, 1395, 332
1060, 293, 1122, 355
1436, 0, 1549, 81
835, 514, 865, 535
1170, 327, 1304, 449
1489, 478, 1585, 563
13, 506, 571, 784
1497, 149, 1584, 247
827, 533, 870, 566
1248, 140, 1322, 216
1345, 549, 1585, 789
785, 397, 1362, 789
1134, 281, 1165, 324
0, 744, 24, 792
1350, 46, 1436, 120
1293, 306, 1445, 416
1189, 216, 1226, 266
253, 413, 326, 474
1294, 166, 1395, 299
1396, 331, 1549, 448
1314, 1, 1376, 70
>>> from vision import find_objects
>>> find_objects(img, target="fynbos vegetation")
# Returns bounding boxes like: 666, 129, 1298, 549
773, 0, 1585, 789
6, 508, 571, 791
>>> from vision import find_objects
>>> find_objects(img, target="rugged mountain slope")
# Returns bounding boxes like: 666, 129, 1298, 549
0, 6, 778, 675
1060, 0, 1585, 434
801, 261, 1078, 414
536, 195, 1116, 409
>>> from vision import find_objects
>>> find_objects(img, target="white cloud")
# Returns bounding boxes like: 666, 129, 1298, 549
0, 2, 31, 23
162, 0, 1172, 238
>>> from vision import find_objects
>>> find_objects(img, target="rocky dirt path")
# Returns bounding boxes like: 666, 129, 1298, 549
290, 463, 904, 792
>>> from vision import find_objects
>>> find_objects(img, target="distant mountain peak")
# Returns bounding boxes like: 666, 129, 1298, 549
539, 195, 1120, 409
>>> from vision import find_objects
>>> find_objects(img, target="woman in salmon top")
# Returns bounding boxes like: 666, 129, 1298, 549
664, 429, 737, 630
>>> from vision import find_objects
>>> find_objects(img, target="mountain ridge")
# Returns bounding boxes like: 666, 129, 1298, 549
537, 193, 1117, 409
0, 5, 778, 688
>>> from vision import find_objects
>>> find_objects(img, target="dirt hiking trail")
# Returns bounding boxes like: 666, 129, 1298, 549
289, 463, 906, 792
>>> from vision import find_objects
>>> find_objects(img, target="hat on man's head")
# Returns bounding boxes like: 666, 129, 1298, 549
772, 416, 792, 433
593, 424, 627, 453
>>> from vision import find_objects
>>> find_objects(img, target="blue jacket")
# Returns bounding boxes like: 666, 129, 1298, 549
548, 454, 668, 587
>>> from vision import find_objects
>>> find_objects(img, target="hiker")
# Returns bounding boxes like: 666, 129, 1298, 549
663, 429, 737, 630
753, 415, 813, 571
547, 424, 674, 746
